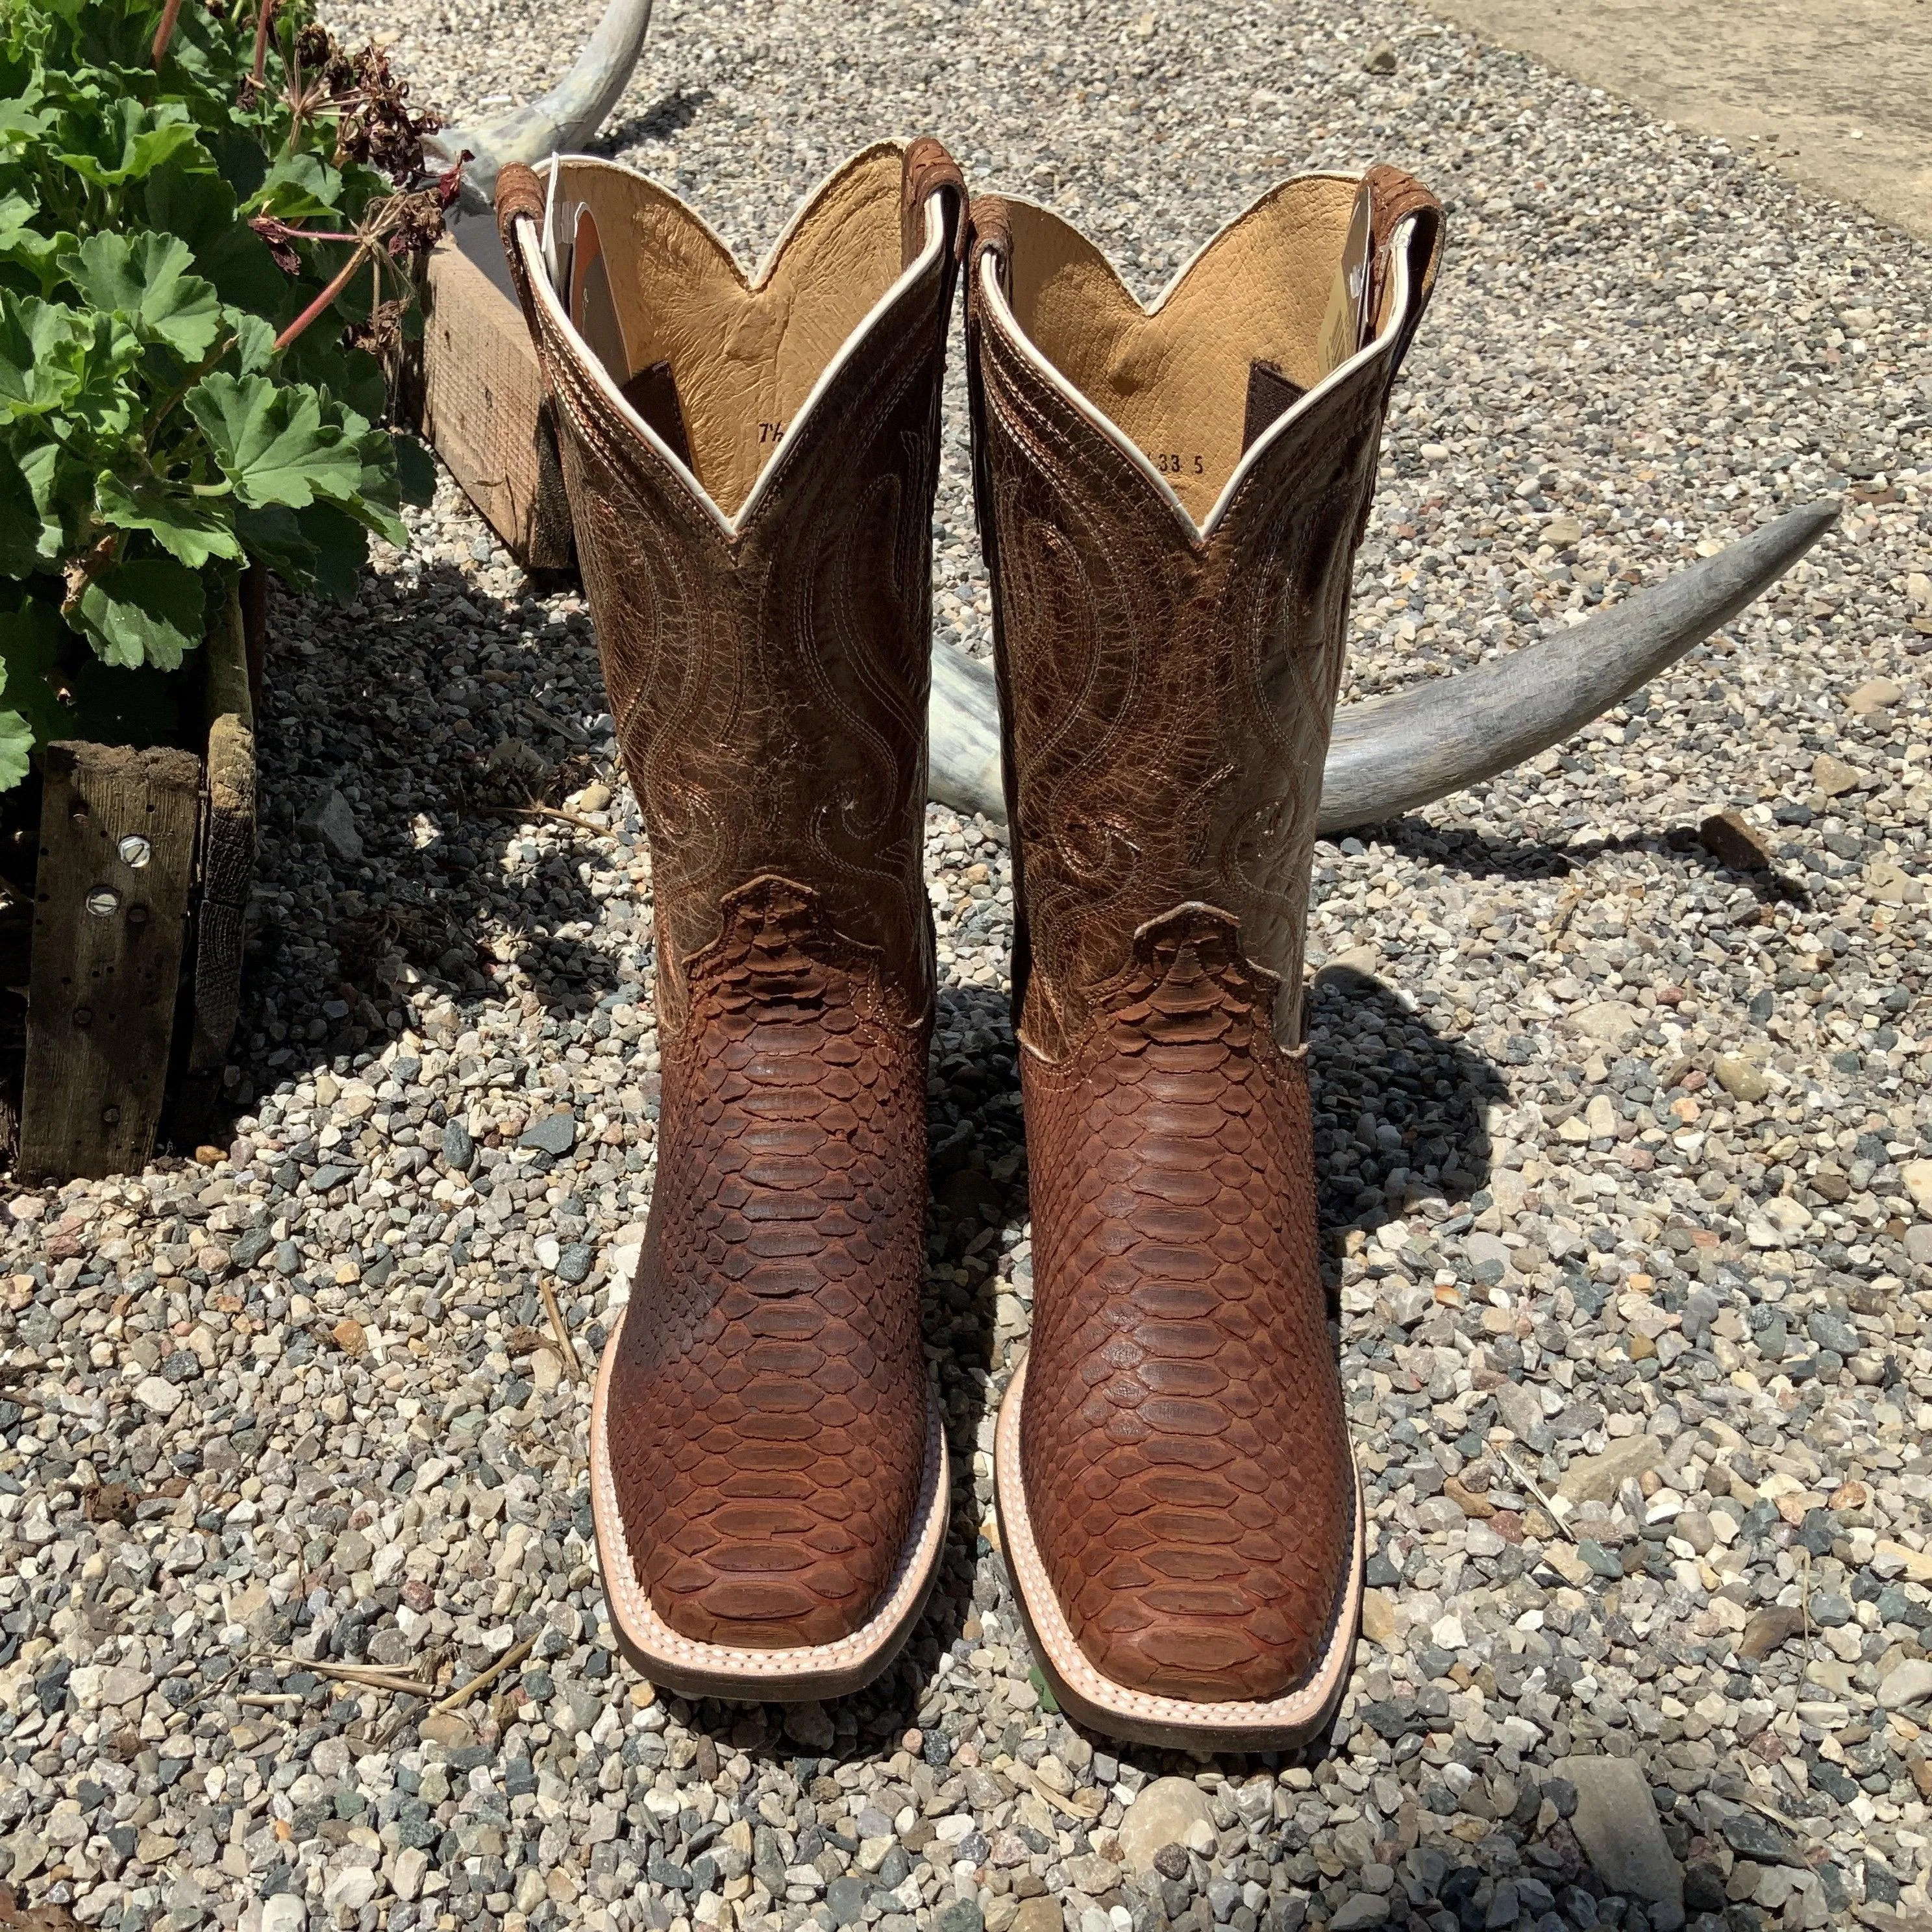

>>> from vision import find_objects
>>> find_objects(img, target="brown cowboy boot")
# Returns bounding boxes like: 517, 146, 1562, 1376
967, 169, 1443, 1747
495, 141, 965, 1700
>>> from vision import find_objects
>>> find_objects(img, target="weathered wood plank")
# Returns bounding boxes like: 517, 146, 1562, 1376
416, 221, 573, 570
175, 585, 258, 1141
239, 562, 268, 713
19, 744, 201, 1181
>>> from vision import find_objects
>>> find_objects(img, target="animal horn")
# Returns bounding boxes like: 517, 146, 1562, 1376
926, 498, 1839, 835
1315, 497, 1837, 834
427, 0, 655, 210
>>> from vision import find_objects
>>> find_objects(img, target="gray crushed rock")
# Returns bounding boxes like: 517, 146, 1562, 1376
3, 1, 1929, 1931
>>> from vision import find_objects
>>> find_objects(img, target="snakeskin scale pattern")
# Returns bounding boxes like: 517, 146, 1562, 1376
1019, 906, 1351, 1698
968, 175, 1441, 1703
498, 149, 960, 1651
606, 878, 929, 1646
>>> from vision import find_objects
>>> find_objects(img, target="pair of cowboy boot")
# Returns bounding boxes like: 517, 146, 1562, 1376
495, 137, 1441, 1750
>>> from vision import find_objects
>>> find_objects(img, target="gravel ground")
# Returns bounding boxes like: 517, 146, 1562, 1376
3, 4, 1931, 1932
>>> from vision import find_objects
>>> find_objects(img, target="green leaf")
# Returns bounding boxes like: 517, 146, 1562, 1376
18, 306, 144, 443
229, 313, 276, 375
0, 706, 30, 790
193, 217, 288, 316
205, 125, 267, 206
139, 162, 236, 256
288, 501, 367, 602
393, 433, 436, 508
321, 414, 409, 551
0, 221, 73, 299
0, 99, 55, 159
0, 293, 82, 415
123, 118, 202, 182
350, 476, 408, 552
279, 326, 384, 412
60, 98, 201, 188
73, 554, 204, 669
0, 592, 75, 751
95, 473, 242, 567
185, 371, 363, 510
231, 501, 315, 582
16, 442, 66, 562
62, 230, 222, 360
334, 348, 389, 425
249, 151, 344, 223
0, 445, 39, 575
235, 499, 366, 602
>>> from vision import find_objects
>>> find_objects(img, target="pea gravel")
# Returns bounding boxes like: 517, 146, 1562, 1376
3, 3, 1930, 1932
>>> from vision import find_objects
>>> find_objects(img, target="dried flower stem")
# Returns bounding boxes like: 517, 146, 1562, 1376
272, 242, 369, 352
149, 0, 185, 66
432, 1635, 536, 1713
249, 0, 278, 89
539, 1277, 579, 1380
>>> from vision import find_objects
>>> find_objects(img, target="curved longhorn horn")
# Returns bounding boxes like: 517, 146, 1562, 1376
1315, 497, 1838, 834
928, 635, 1007, 826
926, 498, 1839, 834
427, 0, 655, 210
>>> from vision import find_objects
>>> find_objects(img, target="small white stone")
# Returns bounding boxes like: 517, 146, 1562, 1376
1903, 1160, 1932, 1217
393, 1848, 429, 1901
134, 1374, 181, 1417
323, 1867, 377, 1915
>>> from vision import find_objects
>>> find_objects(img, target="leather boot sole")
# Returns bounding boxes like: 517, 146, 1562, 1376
994, 1352, 1361, 1750
590, 1297, 950, 1702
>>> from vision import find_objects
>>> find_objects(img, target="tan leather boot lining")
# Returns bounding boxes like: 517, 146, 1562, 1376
552, 144, 913, 517
998, 179, 1359, 523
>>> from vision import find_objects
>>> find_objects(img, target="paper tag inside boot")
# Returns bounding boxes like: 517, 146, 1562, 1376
569, 205, 634, 388
539, 160, 574, 291
1315, 179, 1375, 380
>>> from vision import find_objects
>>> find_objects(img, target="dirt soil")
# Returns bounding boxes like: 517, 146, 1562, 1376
1420, 0, 1932, 242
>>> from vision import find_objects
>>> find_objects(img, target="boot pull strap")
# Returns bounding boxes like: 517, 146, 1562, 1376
901, 136, 967, 267
965, 193, 1011, 296
494, 160, 549, 334
1360, 162, 1444, 386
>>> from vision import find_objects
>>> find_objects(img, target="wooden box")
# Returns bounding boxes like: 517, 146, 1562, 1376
397, 209, 573, 571
14, 581, 259, 1181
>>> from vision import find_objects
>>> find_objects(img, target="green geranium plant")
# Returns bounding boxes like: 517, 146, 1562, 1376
0, 0, 449, 787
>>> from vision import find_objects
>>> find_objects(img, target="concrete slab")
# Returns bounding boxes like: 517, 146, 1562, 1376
1419, 0, 1932, 242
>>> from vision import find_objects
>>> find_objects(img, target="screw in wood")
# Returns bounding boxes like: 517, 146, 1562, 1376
86, 887, 120, 916
101, 1106, 121, 1125
118, 835, 153, 868
73, 1007, 92, 1028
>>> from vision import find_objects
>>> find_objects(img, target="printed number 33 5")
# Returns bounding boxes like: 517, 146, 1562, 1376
1153, 452, 1205, 476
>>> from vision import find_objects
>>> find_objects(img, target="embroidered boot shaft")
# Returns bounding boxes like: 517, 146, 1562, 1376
497, 140, 965, 1699
969, 168, 1443, 1746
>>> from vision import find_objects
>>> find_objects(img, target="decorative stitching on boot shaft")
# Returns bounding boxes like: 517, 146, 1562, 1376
967, 175, 1440, 1707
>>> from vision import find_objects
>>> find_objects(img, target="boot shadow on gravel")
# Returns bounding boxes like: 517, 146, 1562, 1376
1378, 814, 1813, 910
1306, 961, 1509, 1253
236, 564, 625, 1124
